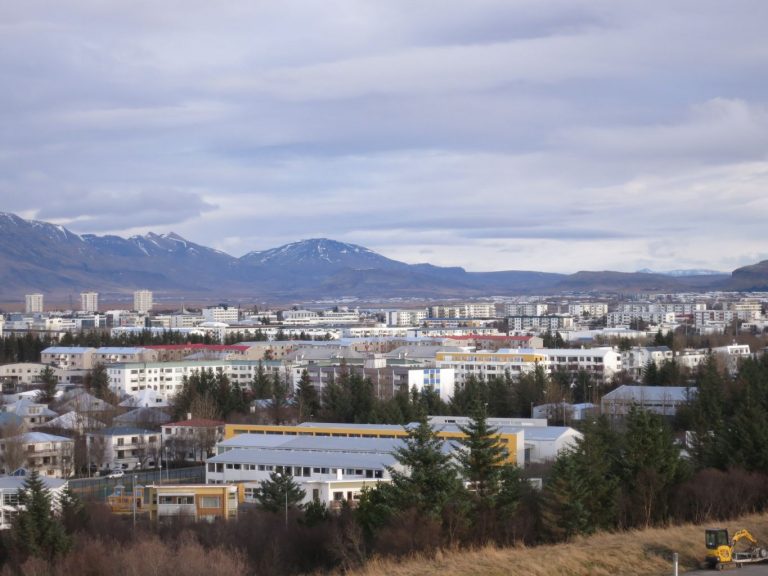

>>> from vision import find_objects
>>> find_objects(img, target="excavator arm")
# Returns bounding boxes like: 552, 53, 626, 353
731, 530, 759, 548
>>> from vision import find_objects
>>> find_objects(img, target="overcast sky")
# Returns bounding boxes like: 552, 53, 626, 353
2, 1, 767, 273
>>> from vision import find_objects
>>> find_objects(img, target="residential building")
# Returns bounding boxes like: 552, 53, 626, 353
621, 346, 674, 379
435, 349, 547, 384
279, 309, 319, 325
86, 427, 161, 471
25, 294, 44, 314
41, 347, 95, 370
407, 368, 456, 402
80, 292, 99, 313
133, 290, 153, 314
386, 309, 428, 327
163, 418, 225, 463
712, 344, 752, 374
2, 399, 58, 428
504, 303, 548, 317
202, 306, 239, 324
508, 315, 575, 331
0, 476, 67, 530
0, 432, 74, 478
567, 303, 609, 317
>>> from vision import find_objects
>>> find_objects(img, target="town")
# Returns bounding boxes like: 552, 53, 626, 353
1, 287, 767, 573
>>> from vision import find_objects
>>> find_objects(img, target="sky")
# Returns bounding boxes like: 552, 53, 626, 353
1, 1, 767, 273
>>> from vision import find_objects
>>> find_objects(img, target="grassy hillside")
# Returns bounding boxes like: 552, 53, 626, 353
346, 513, 768, 576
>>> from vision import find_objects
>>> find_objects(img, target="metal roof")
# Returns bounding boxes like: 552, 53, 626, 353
208, 448, 396, 469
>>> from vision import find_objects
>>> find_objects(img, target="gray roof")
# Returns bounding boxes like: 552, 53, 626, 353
208, 448, 396, 469
91, 426, 156, 436
6, 432, 73, 443
220, 434, 408, 454
0, 476, 67, 491
114, 408, 171, 426
42, 347, 94, 354
297, 422, 406, 431
602, 385, 695, 402
94, 347, 147, 354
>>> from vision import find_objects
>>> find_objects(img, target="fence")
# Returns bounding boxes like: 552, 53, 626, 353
69, 466, 205, 502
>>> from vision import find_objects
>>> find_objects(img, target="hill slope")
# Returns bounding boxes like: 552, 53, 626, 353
346, 513, 768, 576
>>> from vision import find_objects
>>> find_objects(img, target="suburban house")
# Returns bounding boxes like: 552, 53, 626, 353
2, 399, 58, 428
86, 427, 161, 471
0, 432, 75, 478
163, 418, 225, 463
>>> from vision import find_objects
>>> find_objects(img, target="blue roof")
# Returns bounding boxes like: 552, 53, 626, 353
208, 448, 395, 469
95, 347, 145, 354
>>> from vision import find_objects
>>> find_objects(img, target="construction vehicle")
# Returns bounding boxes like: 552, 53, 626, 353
704, 528, 768, 570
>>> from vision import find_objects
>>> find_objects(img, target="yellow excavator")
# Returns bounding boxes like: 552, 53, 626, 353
705, 528, 768, 570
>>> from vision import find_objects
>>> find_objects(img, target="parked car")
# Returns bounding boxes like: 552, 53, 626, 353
107, 469, 124, 479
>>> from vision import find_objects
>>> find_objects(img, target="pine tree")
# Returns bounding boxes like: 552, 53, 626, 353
37, 366, 58, 404
58, 484, 87, 532
388, 414, 462, 517
296, 369, 319, 422
454, 403, 506, 507
256, 471, 306, 513
12, 470, 71, 560
540, 452, 591, 541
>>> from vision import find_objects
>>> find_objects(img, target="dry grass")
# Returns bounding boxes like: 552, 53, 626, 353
345, 513, 768, 576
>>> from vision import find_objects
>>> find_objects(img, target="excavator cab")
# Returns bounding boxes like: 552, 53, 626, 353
705, 529, 733, 567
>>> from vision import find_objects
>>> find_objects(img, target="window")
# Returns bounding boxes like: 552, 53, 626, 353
200, 496, 221, 508
333, 491, 343, 501
207, 463, 215, 473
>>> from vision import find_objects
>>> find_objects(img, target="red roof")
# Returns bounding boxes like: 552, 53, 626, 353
142, 344, 250, 352
165, 419, 225, 428
445, 335, 532, 341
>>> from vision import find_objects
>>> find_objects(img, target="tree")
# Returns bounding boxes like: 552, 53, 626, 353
1, 421, 26, 474
58, 484, 87, 532
11, 470, 71, 560
37, 366, 58, 404
85, 363, 113, 402
296, 370, 319, 423
540, 452, 591, 541
269, 372, 290, 424
453, 403, 507, 542
387, 414, 462, 518
256, 471, 306, 513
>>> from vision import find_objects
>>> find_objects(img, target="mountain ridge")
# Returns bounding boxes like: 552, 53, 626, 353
0, 212, 756, 300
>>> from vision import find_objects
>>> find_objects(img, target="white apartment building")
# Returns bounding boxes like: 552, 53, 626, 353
25, 294, 44, 314
407, 368, 456, 402
386, 309, 428, 327
320, 310, 361, 324
429, 304, 496, 319
80, 292, 99, 313
505, 303, 549, 317
202, 306, 239, 323
279, 309, 320, 324
435, 349, 547, 384
607, 311, 675, 327
133, 290, 153, 314
106, 360, 289, 401
508, 315, 575, 331
567, 303, 608, 317
712, 344, 752, 374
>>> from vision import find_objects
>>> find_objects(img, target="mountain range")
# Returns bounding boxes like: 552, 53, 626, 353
0, 212, 765, 302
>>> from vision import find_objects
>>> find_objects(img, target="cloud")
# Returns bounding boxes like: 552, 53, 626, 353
0, 0, 767, 274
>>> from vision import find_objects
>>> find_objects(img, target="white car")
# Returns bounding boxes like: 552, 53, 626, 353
107, 469, 124, 479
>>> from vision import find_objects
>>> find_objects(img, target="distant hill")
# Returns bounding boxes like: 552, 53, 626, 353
0, 212, 748, 301
730, 260, 768, 291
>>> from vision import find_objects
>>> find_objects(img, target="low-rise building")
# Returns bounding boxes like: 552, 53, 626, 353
0, 432, 74, 478
86, 427, 161, 471
147, 484, 238, 522
0, 475, 67, 530
163, 418, 225, 463
601, 385, 694, 418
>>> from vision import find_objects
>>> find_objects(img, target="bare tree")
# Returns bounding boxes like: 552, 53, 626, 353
0, 421, 26, 474
59, 440, 75, 478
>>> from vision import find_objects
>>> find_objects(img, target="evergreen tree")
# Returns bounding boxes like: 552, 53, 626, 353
296, 369, 320, 422
387, 414, 462, 517
269, 371, 290, 424
250, 361, 271, 399
454, 403, 506, 507
58, 484, 87, 532
256, 471, 306, 513
540, 452, 591, 540
11, 470, 71, 560
37, 366, 58, 403
85, 363, 111, 400
642, 360, 659, 385
687, 355, 727, 468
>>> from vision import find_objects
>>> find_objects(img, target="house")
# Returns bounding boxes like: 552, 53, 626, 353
0, 432, 75, 478
42, 411, 105, 433
163, 419, 225, 463
601, 385, 695, 418
86, 427, 161, 471
2, 399, 58, 428
55, 389, 115, 415
0, 475, 68, 529
40, 347, 95, 370
114, 408, 171, 428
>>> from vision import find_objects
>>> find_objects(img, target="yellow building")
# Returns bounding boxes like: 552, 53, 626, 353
435, 349, 547, 384
224, 422, 524, 466
146, 484, 239, 522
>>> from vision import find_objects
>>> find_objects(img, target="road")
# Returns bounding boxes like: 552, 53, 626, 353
686, 564, 768, 575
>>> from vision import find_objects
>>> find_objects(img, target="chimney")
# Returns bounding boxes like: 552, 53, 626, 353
336, 468, 343, 481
